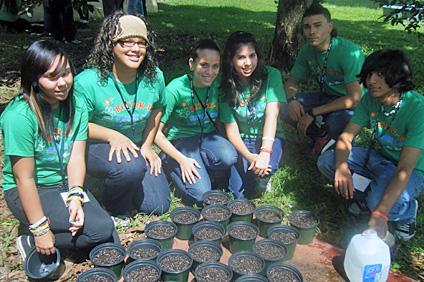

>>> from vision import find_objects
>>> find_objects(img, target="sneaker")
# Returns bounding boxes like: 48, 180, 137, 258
382, 231, 395, 249
392, 200, 418, 240
348, 201, 371, 217
111, 216, 132, 229
16, 234, 35, 261
305, 134, 336, 158
266, 177, 273, 192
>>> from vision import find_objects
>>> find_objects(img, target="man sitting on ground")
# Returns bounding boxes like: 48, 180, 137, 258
280, 4, 364, 157
317, 49, 424, 241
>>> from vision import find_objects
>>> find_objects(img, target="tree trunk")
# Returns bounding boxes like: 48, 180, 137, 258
269, 0, 319, 76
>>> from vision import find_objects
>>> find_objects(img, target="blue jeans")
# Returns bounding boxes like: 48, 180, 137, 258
280, 92, 355, 140
4, 184, 119, 249
86, 142, 171, 217
229, 137, 285, 199
162, 132, 237, 206
127, 0, 145, 16
317, 147, 424, 223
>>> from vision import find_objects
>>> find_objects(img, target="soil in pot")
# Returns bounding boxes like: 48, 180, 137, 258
254, 243, 286, 260
91, 248, 124, 265
229, 201, 255, 215
125, 266, 159, 282
190, 246, 221, 262
230, 256, 263, 275
203, 207, 231, 221
146, 224, 175, 238
196, 267, 230, 282
204, 195, 230, 205
289, 213, 318, 228
256, 209, 283, 222
158, 255, 191, 272
80, 275, 113, 282
228, 225, 257, 239
269, 231, 298, 244
268, 268, 300, 282
129, 248, 159, 260
195, 227, 222, 240
172, 211, 198, 224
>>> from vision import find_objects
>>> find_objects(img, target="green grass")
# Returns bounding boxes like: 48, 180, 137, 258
1, 0, 424, 279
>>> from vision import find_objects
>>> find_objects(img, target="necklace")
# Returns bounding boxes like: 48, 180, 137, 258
381, 92, 403, 116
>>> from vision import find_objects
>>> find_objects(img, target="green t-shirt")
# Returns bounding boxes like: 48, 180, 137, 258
74, 68, 167, 143
162, 74, 220, 140
0, 0, 21, 22
1, 96, 88, 191
350, 90, 424, 177
219, 66, 286, 139
291, 37, 365, 97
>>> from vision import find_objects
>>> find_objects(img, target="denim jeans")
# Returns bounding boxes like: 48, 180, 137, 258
4, 184, 119, 249
102, 0, 124, 17
127, 0, 145, 16
229, 137, 285, 199
317, 147, 424, 223
280, 92, 355, 140
86, 142, 171, 217
162, 131, 237, 206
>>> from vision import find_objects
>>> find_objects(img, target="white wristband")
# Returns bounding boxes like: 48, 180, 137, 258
262, 136, 275, 141
29, 216, 47, 229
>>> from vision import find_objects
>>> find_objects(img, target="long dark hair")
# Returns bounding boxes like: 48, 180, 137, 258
84, 10, 158, 84
19, 40, 75, 141
220, 31, 268, 107
358, 49, 414, 93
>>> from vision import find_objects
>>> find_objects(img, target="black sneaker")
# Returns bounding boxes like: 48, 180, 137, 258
348, 201, 371, 217
16, 234, 35, 261
392, 199, 418, 241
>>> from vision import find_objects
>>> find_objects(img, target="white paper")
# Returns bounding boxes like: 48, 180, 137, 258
352, 173, 371, 192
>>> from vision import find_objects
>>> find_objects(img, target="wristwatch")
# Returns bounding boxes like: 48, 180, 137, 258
287, 96, 297, 104
307, 108, 316, 118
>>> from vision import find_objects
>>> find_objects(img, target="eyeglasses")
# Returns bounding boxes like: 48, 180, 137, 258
118, 40, 148, 49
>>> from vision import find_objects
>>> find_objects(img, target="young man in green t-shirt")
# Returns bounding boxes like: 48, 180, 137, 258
318, 49, 424, 241
280, 4, 364, 157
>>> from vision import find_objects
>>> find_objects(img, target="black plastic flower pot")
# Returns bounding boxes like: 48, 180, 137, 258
89, 243, 127, 279
228, 199, 256, 223
144, 220, 178, 251
157, 249, 193, 282
188, 239, 223, 271
77, 268, 117, 282
201, 204, 232, 231
228, 251, 266, 281
194, 261, 233, 282
253, 238, 288, 272
267, 224, 300, 261
234, 274, 269, 282
127, 238, 162, 262
24, 247, 64, 280
288, 210, 320, 245
202, 190, 231, 206
192, 220, 226, 245
254, 205, 284, 238
170, 206, 201, 240
227, 221, 259, 253
122, 259, 161, 282
266, 262, 303, 282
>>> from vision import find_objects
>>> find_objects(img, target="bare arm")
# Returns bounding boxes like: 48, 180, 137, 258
284, 75, 304, 122
154, 122, 201, 184
66, 140, 86, 236
225, 122, 255, 163
334, 122, 363, 199
250, 101, 280, 177
11, 156, 55, 255
87, 122, 139, 163
140, 108, 163, 176
368, 146, 421, 238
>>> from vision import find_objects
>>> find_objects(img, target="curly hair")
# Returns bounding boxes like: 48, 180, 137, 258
358, 49, 414, 93
219, 31, 268, 107
84, 10, 158, 85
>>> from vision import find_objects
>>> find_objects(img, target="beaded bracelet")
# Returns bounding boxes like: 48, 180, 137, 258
30, 222, 50, 234
260, 147, 273, 155
34, 226, 51, 237
372, 211, 388, 222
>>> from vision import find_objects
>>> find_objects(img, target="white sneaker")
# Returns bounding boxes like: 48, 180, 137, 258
111, 216, 132, 229
16, 234, 35, 261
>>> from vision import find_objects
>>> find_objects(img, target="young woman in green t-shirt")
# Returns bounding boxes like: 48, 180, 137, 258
219, 31, 286, 199
1, 40, 117, 262
155, 40, 237, 206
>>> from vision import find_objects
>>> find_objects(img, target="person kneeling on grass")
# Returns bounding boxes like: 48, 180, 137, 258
1, 40, 119, 262
317, 49, 424, 241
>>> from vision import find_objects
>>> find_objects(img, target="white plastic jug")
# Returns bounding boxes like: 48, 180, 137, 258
344, 229, 391, 282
